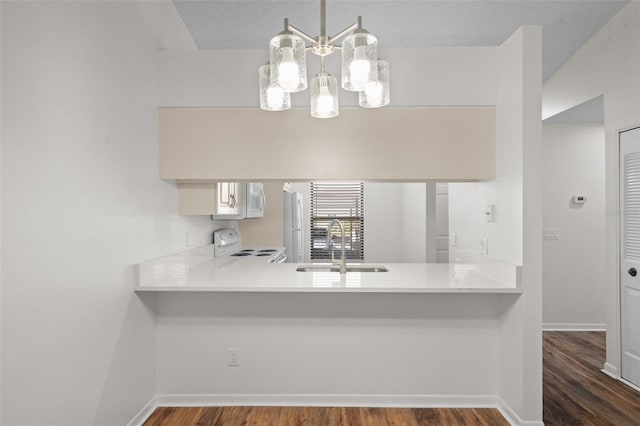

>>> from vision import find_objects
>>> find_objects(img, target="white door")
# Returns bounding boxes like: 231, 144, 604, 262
620, 126, 640, 386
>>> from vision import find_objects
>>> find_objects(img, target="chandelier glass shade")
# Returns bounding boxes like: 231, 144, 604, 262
310, 70, 339, 118
258, 0, 389, 119
341, 31, 378, 92
258, 63, 291, 111
359, 59, 390, 108
269, 32, 307, 93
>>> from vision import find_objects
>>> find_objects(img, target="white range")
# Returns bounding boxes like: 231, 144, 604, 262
213, 228, 286, 263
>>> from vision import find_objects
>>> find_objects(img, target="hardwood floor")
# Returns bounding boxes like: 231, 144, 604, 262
544, 331, 640, 425
143, 332, 640, 425
143, 406, 508, 426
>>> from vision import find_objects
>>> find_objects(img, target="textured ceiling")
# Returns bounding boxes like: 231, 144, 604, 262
173, 0, 628, 80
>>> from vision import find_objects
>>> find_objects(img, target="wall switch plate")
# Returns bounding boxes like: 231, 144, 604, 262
484, 204, 496, 222
543, 228, 560, 240
480, 237, 488, 255
228, 348, 240, 366
450, 233, 457, 246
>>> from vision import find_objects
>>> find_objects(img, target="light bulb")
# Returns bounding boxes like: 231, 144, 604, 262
278, 47, 299, 91
266, 86, 285, 109
316, 85, 334, 116
349, 46, 370, 90
364, 81, 383, 106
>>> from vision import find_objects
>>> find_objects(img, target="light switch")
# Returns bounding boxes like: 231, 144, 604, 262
484, 205, 496, 222
450, 233, 457, 246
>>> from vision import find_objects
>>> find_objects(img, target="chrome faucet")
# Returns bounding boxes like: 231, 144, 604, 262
326, 219, 347, 274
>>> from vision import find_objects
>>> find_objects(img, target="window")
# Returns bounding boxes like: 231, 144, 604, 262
310, 182, 364, 261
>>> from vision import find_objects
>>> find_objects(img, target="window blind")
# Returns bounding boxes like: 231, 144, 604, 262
310, 182, 364, 261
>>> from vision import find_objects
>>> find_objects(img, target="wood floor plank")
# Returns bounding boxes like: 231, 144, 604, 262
142, 407, 203, 426
473, 408, 511, 426
383, 407, 418, 426
144, 405, 508, 425
543, 331, 640, 425
332, 406, 358, 426
244, 406, 282, 425
212, 406, 251, 425
412, 408, 442, 424
193, 407, 223, 425
359, 407, 387, 425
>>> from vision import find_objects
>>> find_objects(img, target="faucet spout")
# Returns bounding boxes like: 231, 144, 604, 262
326, 219, 347, 274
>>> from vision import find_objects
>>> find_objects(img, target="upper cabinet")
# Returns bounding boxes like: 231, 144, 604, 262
178, 182, 265, 219
178, 182, 243, 218
159, 107, 496, 182
216, 182, 241, 216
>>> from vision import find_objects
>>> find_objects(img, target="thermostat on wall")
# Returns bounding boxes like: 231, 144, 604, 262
572, 195, 587, 204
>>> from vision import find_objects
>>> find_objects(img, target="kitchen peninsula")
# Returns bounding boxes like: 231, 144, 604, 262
135, 245, 521, 293
144, 25, 542, 426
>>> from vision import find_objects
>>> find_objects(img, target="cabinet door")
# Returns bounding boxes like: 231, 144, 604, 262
217, 182, 242, 216
178, 182, 218, 215
218, 182, 230, 208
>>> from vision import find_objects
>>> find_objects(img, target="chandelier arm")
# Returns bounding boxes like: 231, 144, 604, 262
320, 0, 326, 37
287, 23, 317, 44
329, 22, 359, 44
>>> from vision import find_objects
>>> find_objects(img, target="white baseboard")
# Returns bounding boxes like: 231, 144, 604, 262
153, 393, 498, 408
602, 364, 640, 392
496, 397, 544, 426
129, 393, 535, 426
127, 397, 158, 426
602, 362, 619, 379
543, 323, 606, 331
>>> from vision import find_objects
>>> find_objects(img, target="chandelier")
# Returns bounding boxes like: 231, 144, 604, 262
258, 0, 390, 119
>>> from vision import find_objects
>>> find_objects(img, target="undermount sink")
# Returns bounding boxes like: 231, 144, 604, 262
296, 264, 389, 273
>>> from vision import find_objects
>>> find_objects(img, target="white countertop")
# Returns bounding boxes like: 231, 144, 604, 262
135, 246, 521, 294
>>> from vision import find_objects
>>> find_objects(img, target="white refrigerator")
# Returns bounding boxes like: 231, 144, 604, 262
283, 191, 304, 263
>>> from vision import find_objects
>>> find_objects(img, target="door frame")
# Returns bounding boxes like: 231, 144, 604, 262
617, 124, 640, 384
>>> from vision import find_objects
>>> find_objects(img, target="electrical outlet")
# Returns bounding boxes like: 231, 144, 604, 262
228, 348, 240, 366
543, 228, 560, 240
480, 237, 488, 255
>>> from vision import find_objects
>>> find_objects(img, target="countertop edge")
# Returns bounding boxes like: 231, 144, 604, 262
134, 286, 523, 294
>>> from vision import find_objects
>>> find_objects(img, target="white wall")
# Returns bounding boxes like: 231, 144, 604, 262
447, 27, 542, 423
448, 99, 523, 265
447, 38, 525, 266
158, 48, 498, 107
0, 2, 222, 424
364, 183, 405, 263
542, 1, 640, 378
401, 184, 427, 263
542, 123, 606, 329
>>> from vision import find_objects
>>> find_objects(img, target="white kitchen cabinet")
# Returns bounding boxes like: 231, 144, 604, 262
216, 182, 241, 215
178, 182, 243, 218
